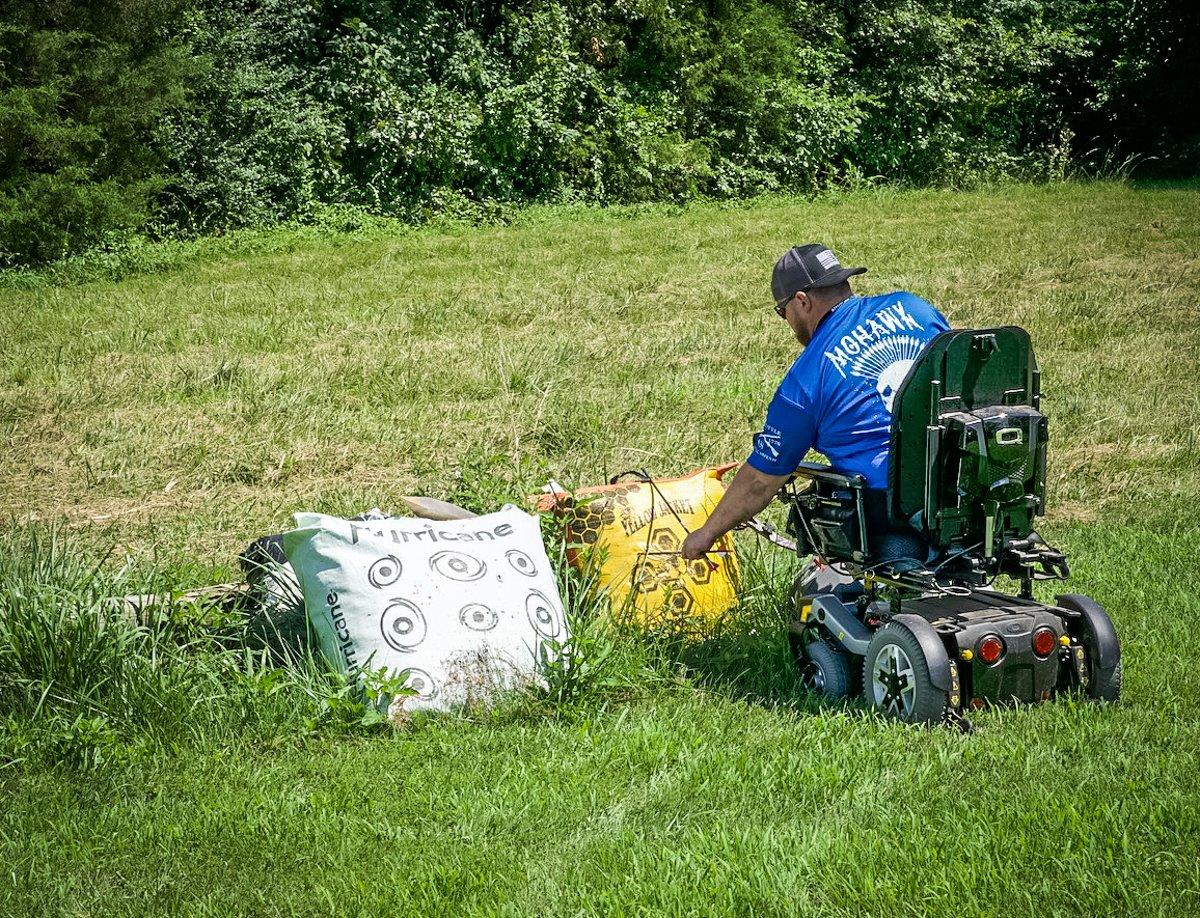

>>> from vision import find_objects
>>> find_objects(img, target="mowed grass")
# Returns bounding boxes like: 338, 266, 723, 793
3, 181, 1200, 916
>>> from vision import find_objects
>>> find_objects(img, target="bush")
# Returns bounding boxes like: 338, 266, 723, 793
0, 0, 197, 265
1077, 0, 1200, 176
847, 0, 1095, 184
1, 0, 1195, 265
155, 0, 344, 234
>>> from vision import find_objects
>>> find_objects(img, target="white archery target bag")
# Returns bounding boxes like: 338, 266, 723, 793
282, 506, 568, 712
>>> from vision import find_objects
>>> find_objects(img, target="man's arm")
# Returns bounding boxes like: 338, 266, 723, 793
681, 464, 789, 560
684, 367, 816, 560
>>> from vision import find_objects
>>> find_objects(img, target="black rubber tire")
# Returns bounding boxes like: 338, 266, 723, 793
1091, 657, 1123, 702
862, 623, 948, 725
795, 637, 858, 700
1061, 597, 1122, 702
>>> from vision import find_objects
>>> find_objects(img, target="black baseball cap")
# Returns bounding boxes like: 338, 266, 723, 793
772, 244, 866, 306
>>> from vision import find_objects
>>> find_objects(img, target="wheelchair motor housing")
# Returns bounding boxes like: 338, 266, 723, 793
783, 326, 1121, 725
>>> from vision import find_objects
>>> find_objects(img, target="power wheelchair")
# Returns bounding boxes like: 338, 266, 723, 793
780, 326, 1121, 727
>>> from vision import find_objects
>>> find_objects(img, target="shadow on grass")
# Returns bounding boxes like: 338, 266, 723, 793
1127, 176, 1200, 190
646, 543, 868, 719
672, 617, 869, 721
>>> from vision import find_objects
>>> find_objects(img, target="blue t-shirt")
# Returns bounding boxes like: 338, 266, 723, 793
746, 291, 950, 489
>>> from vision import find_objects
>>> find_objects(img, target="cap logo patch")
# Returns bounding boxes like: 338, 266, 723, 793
816, 249, 839, 270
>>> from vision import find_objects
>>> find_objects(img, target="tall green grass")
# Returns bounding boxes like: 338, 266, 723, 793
0, 526, 408, 769
0, 518, 709, 770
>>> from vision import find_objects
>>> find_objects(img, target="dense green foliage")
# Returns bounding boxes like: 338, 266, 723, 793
0, 1, 197, 263
1, 0, 1197, 265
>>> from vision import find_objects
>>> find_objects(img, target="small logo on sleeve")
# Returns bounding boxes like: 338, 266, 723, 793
755, 430, 782, 459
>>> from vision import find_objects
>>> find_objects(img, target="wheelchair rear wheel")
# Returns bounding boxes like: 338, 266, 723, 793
1058, 594, 1122, 702
863, 623, 948, 724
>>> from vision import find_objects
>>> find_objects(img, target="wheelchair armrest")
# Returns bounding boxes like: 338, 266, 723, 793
791, 461, 866, 490
785, 462, 871, 565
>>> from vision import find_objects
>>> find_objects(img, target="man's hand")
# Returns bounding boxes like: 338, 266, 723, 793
682, 526, 717, 561
681, 464, 791, 560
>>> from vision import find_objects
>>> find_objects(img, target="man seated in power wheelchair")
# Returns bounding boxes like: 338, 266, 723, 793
682, 244, 1121, 726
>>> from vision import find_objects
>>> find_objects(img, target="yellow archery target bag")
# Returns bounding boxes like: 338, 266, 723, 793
533, 466, 741, 628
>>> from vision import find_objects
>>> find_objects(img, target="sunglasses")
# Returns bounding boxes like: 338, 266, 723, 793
774, 289, 804, 319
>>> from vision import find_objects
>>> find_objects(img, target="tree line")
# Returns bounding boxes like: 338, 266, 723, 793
1, 0, 1195, 266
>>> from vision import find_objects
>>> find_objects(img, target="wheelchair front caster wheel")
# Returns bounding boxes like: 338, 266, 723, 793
795, 638, 859, 701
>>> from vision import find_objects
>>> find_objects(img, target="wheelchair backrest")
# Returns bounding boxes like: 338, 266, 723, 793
888, 327, 1047, 555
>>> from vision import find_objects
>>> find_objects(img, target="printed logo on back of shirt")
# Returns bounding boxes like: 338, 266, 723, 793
822, 299, 929, 412
851, 335, 926, 411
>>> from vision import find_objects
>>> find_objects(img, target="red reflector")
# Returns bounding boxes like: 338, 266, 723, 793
1032, 628, 1056, 658
978, 635, 1004, 664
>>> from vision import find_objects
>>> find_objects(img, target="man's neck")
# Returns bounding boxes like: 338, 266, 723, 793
825, 291, 854, 312
811, 294, 851, 335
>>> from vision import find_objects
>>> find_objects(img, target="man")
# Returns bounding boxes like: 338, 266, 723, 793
681, 244, 950, 561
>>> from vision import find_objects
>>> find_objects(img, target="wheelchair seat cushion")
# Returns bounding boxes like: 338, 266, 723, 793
862, 488, 930, 566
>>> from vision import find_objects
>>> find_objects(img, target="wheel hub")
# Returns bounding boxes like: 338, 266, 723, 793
801, 661, 826, 693
872, 644, 916, 716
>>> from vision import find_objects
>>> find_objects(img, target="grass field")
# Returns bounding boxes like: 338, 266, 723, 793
3, 181, 1200, 916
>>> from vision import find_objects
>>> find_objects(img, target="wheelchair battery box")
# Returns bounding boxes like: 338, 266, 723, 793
904, 591, 1065, 704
